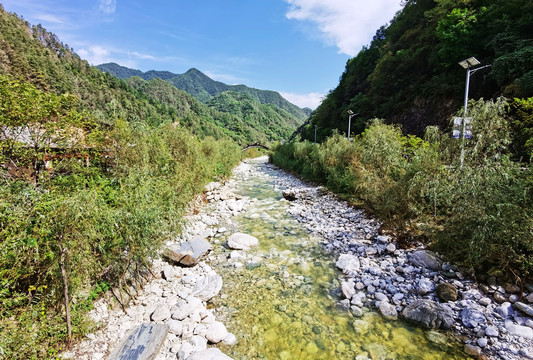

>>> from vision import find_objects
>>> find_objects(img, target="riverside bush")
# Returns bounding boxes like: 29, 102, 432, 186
0, 111, 241, 358
272, 99, 532, 281
431, 161, 533, 278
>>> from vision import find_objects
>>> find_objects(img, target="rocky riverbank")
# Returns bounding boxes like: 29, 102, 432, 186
276, 181, 533, 360
63, 156, 533, 360
263, 158, 533, 360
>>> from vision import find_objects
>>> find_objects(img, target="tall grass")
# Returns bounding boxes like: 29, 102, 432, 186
0, 121, 241, 359
272, 99, 533, 282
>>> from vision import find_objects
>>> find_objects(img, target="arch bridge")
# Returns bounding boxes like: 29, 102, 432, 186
242, 142, 270, 151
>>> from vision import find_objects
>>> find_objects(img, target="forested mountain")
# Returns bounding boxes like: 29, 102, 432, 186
298, 0, 533, 141
124, 76, 303, 143
0, 6, 301, 144
207, 91, 303, 142
97, 62, 308, 121
301, 107, 313, 117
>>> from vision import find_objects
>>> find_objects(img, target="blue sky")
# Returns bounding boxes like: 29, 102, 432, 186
1, 0, 403, 109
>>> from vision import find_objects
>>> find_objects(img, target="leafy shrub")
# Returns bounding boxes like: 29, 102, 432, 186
431, 162, 533, 278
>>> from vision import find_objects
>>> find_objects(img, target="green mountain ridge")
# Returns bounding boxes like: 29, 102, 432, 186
97, 62, 308, 121
207, 91, 303, 142
124, 76, 303, 143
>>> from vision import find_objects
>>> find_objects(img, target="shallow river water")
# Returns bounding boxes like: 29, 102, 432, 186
209, 159, 469, 360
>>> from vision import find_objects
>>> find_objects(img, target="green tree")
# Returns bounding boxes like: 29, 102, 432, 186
0, 75, 96, 182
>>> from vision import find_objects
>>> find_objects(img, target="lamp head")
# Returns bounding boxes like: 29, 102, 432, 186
459, 57, 481, 69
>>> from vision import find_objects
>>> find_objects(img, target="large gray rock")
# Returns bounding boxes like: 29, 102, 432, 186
192, 274, 223, 301
166, 238, 213, 267
227, 233, 259, 250
162, 264, 176, 280
108, 323, 169, 360
515, 302, 533, 317
167, 319, 184, 336
179, 336, 207, 360
336, 254, 360, 274
505, 320, 533, 339
172, 297, 203, 320
151, 305, 171, 322
496, 302, 513, 318
417, 278, 435, 295
401, 300, 454, 329
222, 333, 238, 346
186, 348, 233, 360
341, 280, 356, 300
409, 250, 442, 271
379, 301, 398, 321
461, 306, 486, 328
484, 325, 499, 337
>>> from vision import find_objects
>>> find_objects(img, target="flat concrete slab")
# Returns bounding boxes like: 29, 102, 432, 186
108, 323, 169, 360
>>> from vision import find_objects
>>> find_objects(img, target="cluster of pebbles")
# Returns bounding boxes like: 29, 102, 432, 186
61, 257, 236, 360
63, 157, 533, 360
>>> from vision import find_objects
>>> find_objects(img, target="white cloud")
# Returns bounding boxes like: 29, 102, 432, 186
280, 91, 324, 109
77, 46, 113, 65
34, 13, 65, 24
128, 51, 158, 61
99, 0, 116, 15
203, 70, 246, 85
285, 0, 403, 56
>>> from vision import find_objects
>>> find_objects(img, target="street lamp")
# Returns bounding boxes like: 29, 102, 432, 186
457, 56, 491, 166
347, 110, 358, 141
458, 57, 491, 116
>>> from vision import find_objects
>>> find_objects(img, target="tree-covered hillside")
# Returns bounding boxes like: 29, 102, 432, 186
97, 62, 308, 121
207, 91, 304, 143
0, 6, 300, 144
124, 76, 303, 143
299, 0, 533, 141
0, 12, 173, 128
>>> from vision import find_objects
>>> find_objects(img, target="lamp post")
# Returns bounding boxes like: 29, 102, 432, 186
457, 57, 491, 167
347, 110, 358, 141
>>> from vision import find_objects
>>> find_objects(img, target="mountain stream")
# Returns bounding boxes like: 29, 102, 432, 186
204, 157, 468, 360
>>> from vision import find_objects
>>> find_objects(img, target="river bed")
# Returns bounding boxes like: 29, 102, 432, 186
63, 156, 532, 360
205, 157, 468, 360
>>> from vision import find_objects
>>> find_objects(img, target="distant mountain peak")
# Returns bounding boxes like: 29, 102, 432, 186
96, 63, 308, 121
185, 68, 202, 74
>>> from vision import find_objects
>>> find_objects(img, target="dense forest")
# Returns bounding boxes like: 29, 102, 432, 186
97, 62, 311, 121
298, 0, 532, 143
122, 76, 303, 144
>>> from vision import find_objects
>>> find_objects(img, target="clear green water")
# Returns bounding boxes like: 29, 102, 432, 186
210, 160, 469, 360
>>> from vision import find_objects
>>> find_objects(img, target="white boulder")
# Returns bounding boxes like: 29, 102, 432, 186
227, 233, 259, 250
